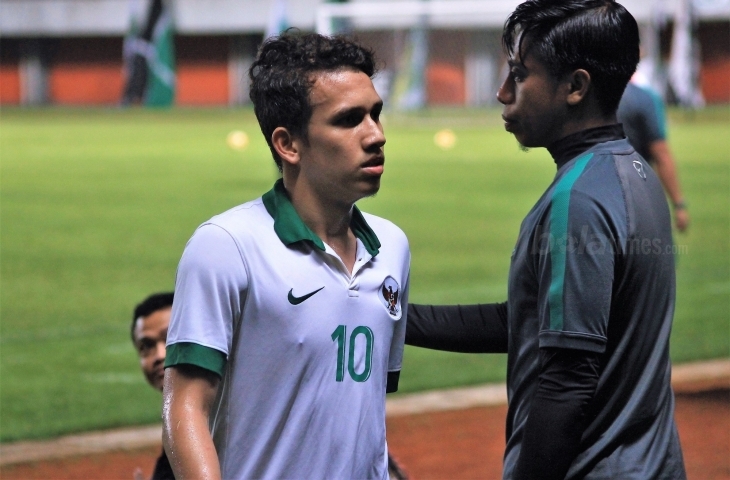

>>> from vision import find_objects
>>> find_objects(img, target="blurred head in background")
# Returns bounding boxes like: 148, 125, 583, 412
131, 292, 174, 391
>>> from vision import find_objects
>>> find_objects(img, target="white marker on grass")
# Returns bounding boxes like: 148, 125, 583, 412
227, 130, 249, 151
434, 129, 457, 150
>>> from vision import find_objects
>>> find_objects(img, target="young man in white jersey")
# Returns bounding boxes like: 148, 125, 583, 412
162, 32, 410, 480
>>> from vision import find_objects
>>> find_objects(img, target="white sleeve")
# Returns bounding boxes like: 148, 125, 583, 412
168, 223, 248, 356
388, 269, 409, 374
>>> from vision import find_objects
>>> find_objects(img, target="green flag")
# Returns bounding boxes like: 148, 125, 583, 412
144, 0, 175, 106
122, 0, 175, 107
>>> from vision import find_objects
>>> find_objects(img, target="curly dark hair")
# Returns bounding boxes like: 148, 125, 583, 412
249, 30, 377, 171
131, 292, 173, 344
503, 0, 639, 116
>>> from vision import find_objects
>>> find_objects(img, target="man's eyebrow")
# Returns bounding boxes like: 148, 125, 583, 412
507, 59, 524, 68
330, 103, 374, 121
332, 105, 365, 117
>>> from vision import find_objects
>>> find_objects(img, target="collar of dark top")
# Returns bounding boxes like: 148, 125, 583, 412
548, 124, 625, 170
262, 179, 381, 257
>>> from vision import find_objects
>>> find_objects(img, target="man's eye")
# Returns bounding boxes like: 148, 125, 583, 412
371, 105, 382, 123
339, 113, 361, 127
139, 341, 154, 355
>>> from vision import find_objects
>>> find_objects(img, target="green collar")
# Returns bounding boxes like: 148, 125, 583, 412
262, 179, 381, 257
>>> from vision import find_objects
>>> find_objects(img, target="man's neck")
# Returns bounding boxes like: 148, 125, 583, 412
545, 105, 620, 165
557, 111, 618, 142
283, 178, 358, 273
547, 124, 625, 168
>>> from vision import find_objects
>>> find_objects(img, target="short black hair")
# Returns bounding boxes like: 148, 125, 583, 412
503, 0, 640, 115
249, 30, 377, 171
131, 292, 174, 343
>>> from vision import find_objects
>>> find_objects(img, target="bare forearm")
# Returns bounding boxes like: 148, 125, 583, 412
650, 141, 689, 232
163, 366, 221, 480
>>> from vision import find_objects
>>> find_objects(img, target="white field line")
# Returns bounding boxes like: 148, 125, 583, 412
670, 358, 730, 385
1, 358, 728, 466
387, 382, 507, 417
0, 425, 162, 466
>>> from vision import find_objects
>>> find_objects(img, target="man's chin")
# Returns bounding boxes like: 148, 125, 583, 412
357, 178, 381, 198
148, 374, 165, 391
505, 130, 530, 151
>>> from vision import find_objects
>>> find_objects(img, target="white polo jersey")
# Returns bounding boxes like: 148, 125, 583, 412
166, 180, 410, 480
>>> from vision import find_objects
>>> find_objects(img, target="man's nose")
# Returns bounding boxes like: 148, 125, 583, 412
155, 341, 166, 361
497, 76, 514, 105
365, 116, 386, 149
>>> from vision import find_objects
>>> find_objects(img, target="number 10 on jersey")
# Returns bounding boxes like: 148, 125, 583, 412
331, 325, 374, 383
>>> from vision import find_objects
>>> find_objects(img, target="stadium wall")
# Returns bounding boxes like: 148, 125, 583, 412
698, 21, 730, 103
427, 30, 468, 105
0, 21, 728, 106
0, 36, 249, 106
176, 36, 230, 106
0, 40, 21, 104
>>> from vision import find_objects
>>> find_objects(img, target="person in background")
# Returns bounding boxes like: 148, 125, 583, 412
131, 292, 175, 480
618, 73, 690, 231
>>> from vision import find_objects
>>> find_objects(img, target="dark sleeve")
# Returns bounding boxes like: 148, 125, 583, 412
513, 347, 600, 480
386, 371, 400, 393
152, 450, 176, 480
405, 302, 508, 353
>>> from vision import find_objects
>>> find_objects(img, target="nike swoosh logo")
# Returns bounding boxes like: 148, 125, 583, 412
288, 286, 325, 305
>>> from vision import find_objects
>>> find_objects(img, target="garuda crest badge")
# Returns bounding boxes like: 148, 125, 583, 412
379, 276, 401, 319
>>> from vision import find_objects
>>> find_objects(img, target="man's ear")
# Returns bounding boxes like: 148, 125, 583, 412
566, 69, 591, 106
271, 127, 300, 167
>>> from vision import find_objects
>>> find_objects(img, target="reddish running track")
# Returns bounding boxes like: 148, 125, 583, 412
2, 389, 728, 480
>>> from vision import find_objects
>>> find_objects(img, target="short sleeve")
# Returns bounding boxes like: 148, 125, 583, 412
537, 157, 626, 354
166, 223, 249, 376
389, 272, 409, 374
639, 86, 667, 143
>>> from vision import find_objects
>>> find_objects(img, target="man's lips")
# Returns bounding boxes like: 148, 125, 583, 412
502, 115, 517, 132
361, 156, 385, 175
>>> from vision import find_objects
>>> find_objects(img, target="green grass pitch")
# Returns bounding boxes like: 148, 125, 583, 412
1, 107, 728, 441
